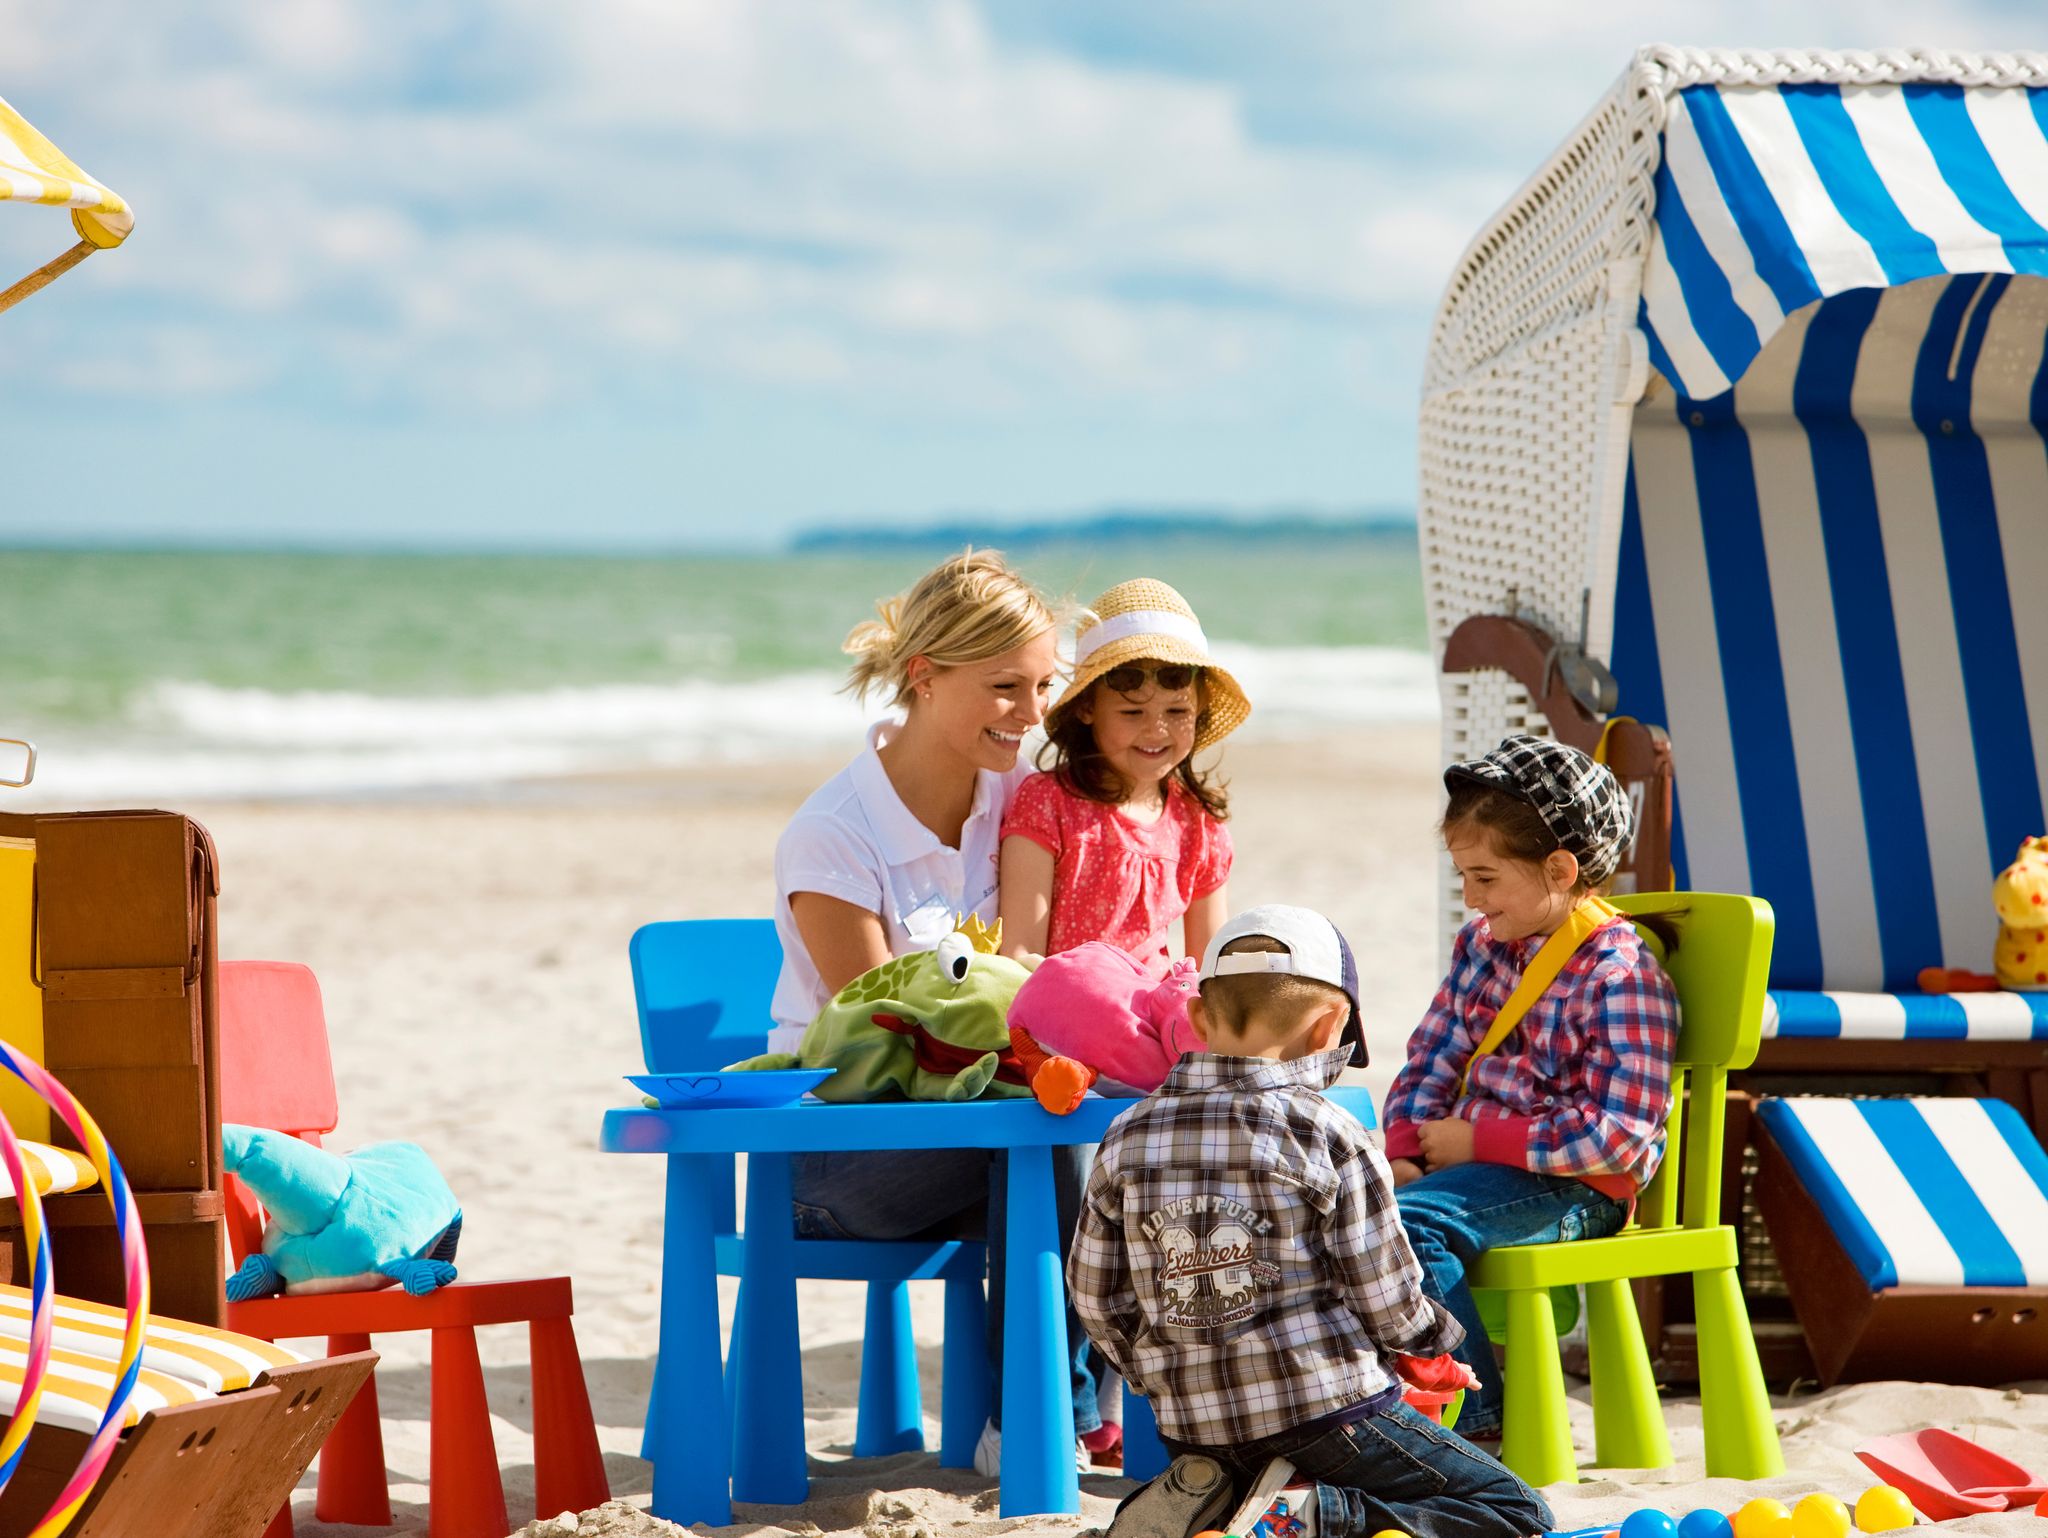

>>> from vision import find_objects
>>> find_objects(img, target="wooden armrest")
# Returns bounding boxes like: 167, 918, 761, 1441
1442, 612, 1675, 895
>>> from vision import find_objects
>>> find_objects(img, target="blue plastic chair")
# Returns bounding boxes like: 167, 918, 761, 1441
630, 918, 991, 1467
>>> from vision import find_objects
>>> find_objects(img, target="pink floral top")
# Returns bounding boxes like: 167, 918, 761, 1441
1001, 771, 1232, 968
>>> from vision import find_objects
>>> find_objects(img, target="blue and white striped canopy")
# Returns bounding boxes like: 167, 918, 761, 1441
1757, 1096, 2048, 1288
1641, 82, 2048, 399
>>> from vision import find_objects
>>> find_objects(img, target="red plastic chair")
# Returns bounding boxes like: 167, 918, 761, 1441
219, 959, 609, 1538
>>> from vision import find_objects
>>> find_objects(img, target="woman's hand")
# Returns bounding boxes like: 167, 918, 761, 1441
1389, 1158, 1425, 1188
1415, 1118, 1476, 1171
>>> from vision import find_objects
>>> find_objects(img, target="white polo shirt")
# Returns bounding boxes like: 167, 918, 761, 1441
769, 720, 1030, 1050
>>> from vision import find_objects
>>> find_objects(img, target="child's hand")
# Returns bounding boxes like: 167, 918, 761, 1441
1392, 1352, 1480, 1394
1416, 1118, 1476, 1170
1389, 1158, 1425, 1188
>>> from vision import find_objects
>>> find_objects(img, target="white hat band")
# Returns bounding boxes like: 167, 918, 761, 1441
1074, 608, 1209, 663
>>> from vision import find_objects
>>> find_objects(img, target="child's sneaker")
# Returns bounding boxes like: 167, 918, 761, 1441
1221, 1458, 1298, 1538
1102, 1453, 1234, 1538
1248, 1487, 1317, 1538
971, 1418, 1094, 1478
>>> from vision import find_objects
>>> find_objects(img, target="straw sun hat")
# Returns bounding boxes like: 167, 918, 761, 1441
1049, 578, 1250, 751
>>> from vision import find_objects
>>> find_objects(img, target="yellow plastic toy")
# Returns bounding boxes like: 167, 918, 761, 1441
1731, 1497, 1792, 1538
1853, 1485, 1915, 1533
1993, 836, 2048, 991
1789, 1493, 1849, 1538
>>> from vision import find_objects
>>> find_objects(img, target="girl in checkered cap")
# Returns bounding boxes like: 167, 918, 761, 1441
1381, 734, 1680, 1442
998, 579, 1247, 973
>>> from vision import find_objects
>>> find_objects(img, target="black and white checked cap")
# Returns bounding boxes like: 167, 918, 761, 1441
1443, 733, 1634, 885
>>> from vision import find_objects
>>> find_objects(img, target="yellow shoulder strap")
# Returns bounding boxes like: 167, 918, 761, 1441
1457, 895, 1620, 1096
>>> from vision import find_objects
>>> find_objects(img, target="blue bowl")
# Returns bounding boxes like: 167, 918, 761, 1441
627, 1069, 836, 1109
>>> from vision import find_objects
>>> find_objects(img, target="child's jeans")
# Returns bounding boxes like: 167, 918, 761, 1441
1395, 1163, 1629, 1438
789, 1144, 1106, 1434
1164, 1401, 1553, 1538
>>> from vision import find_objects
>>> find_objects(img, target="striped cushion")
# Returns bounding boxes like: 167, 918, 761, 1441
0, 1337, 216, 1435
0, 1288, 304, 1433
1612, 276, 2048, 993
1755, 1096, 2048, 1288
0, 1140, 100, 1199
1767, 989, 2048, 1040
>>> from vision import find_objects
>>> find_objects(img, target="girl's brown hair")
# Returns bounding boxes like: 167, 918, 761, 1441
1039, 668, 1229, 820
1442, 782, 1683, 948
1440, 783, 1575, 882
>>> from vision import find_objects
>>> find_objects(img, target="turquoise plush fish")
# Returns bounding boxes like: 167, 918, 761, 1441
223, 1124, 463, 1300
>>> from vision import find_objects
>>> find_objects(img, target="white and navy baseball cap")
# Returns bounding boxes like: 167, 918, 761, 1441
1199, 904, 1366, 1065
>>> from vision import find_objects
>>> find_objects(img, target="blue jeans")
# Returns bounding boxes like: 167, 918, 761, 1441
789, 1145, 1105, 1434
1396, 1163, 1629, 1437
1164, 1401, 1552, 1538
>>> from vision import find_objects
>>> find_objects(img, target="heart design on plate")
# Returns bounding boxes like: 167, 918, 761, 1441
670, 1076, 723, 1099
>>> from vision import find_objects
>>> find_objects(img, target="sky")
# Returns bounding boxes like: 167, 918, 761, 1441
0, 1, 2032, 550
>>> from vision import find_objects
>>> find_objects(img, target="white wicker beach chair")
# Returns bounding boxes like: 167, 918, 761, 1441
1424, 45, 2048, 1029
1421, 46, 2048, 1395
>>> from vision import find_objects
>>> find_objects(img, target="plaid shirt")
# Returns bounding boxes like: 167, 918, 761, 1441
1069, 1046, 1462, 1448
1382, 914, 1678, 1195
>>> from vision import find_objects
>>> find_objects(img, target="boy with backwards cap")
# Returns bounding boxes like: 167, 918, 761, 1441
1070, 905, 1553, 1538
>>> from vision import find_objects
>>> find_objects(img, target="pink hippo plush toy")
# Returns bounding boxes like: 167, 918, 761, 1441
1006, 942, 1204, 1114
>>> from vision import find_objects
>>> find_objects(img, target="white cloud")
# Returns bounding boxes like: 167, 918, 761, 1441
0, 0, 2030, 435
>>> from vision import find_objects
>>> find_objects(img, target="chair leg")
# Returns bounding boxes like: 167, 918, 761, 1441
938, 1269, 989, 1469
1583, 1278, 1671, 1470
262, 1503, 295, 1538
1120, 1386, 1168, 1482
429, 1324, 510, 1538
1692, 1266, 1785, 1480
313, 1331, 392, 1526
855, 1281, 925, 1456
1499, 1286, 1577, 1488
532, 1314, 611, 1515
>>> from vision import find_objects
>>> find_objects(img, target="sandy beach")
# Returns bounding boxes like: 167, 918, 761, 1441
185, 723, 2048, 1538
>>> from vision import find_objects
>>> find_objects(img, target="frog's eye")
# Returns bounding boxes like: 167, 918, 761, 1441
935, 931, 974, 986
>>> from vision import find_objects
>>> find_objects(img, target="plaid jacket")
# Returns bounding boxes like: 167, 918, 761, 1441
1382, 914, 1679, 1197
1069, 1047, 1462, 1448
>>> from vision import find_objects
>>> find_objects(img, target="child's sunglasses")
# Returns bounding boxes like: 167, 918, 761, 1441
1100, 663, 1201, 693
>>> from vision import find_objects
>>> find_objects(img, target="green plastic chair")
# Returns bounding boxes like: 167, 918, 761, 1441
1466, 890, 1785, 1487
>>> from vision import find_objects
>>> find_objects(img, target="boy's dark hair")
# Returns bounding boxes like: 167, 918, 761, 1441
1039, 670, 1230, 820
1198, 935, 1349, 1037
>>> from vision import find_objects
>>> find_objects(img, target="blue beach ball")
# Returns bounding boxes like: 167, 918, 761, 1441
1677, 1509, 1734, 1538
1619, 1512, 1678, 1538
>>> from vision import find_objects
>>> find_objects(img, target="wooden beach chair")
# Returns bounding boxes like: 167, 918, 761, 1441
0, 1286, 373, 1538
1751, 1095, 2048, 1386
1421, 47, 2048, 1380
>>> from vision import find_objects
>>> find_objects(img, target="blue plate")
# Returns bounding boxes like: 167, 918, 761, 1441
627, 1069, 836, 1109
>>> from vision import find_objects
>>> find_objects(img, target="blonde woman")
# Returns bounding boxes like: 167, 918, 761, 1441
771, 549, 1114, 1474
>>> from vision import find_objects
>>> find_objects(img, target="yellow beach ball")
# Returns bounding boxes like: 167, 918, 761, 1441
1732, 1498, 1793, 1538
1790, 1494, 1849, 1538
1853, 1486, 1916, 1533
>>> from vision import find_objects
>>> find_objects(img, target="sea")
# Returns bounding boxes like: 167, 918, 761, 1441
0, 533, 1437, 802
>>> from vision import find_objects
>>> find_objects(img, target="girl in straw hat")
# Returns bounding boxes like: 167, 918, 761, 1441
999, 578, 1248, 974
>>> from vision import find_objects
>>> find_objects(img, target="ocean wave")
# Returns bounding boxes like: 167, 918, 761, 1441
10, 644, 1437, 801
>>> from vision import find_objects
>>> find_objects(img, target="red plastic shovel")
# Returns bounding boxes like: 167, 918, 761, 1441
1856, 1429, 2045, 1519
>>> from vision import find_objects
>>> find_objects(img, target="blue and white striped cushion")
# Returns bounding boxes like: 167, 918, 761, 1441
1755, 1096, 2048, 1288
1766, 989, 2048, 1040
1611, 276, 2048, 995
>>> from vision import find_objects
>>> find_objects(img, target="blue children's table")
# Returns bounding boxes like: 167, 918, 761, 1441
601, 1086, 1376, 1525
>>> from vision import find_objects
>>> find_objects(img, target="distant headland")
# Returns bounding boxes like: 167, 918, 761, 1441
788, 506, 1415, 553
